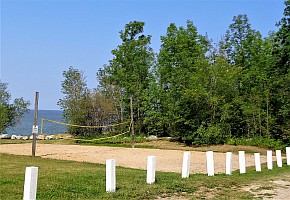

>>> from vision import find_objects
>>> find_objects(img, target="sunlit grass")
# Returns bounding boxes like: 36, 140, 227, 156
0, 153, 289, 199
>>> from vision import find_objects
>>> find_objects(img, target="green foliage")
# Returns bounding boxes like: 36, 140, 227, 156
269, 0, 290, 140
98, 21, 155, 134
186, 123, 226, 146
58, 67, 118, 137
0, 82, 30, 133
226, 136, 287, 150
58, 3, 289, 146
155, 20, 210, 137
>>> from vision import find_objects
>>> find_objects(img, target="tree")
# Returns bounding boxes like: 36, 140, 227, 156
0, 81, 30, 133
58, 67, 89, 135
274, 0, 290, 74
156, 20, 210, 137
221, 14, 274, 138
98, 21, 155, 134
58, 67, 117, 137
270, 0, 290, 140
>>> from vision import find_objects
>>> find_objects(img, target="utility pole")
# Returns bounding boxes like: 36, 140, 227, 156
130, 95, 134, 148
32, 92, 39, 156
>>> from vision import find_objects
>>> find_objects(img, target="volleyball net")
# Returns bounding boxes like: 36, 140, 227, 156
40, 118, 131, 142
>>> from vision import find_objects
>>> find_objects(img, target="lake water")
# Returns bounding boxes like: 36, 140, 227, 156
6, 110, 67, 135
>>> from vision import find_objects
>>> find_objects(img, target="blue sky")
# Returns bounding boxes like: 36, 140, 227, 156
1, 0, 285, 110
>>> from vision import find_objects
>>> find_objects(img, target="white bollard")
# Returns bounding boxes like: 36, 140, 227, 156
23, 166, 38, 200
206, 151, 214, 176
106, 159, 116, 192
225, 152, 232, 175
286, 147, 290, 166
276, 150, 282, 167
147, 156, 156, 184
267, 150, 273, 170
182, 152, 191, 178
254, 153, 261, 172
239, 151, 246, 174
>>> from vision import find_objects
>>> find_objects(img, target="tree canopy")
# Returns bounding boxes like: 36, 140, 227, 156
59, 1, 289, 145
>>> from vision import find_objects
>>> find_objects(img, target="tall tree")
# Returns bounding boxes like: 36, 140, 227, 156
156, 20, 210, 137
270, 0, 290, 140
98, 21, 155, 133
222, 14, 273, 137
58, 67, 89, 135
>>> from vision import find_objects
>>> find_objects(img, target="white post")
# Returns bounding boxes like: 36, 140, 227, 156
267, 150, 273, 170
254, 153, 261, 172
225, 152, 232, 175
182, 152, 191, 178
276, 150, 282, 167
239, 151, 246, 174
23, 166, 38, 200
147, 156, 156, 184
206, 151, 214, 176
106, 159, 116, 192
286, 147, 290, 166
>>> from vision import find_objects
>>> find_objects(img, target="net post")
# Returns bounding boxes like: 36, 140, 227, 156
130, 95, 135, 148
32, 92, 39, 156
40, 118, 44, 135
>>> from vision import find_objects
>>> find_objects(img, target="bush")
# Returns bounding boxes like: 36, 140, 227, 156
182, 123, 226, 146
226, 136, 287, 150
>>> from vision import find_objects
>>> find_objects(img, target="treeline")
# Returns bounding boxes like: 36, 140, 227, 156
59, 1, 289, 145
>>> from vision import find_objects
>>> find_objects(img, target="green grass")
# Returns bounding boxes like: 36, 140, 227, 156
1, 153, 289, 199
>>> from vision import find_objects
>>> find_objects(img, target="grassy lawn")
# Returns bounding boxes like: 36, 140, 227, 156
0, 153, 289, 199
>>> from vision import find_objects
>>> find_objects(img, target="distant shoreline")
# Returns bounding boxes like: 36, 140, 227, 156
6, 110, 66, 135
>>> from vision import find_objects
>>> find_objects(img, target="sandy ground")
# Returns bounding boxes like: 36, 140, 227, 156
0, 143, 270, 174
242, 175, 290, 200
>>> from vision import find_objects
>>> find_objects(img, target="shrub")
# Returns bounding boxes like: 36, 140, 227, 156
226, 136, 287, 150
182, 123, 226, 146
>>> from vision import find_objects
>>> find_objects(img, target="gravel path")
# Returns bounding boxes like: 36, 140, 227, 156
0, 143, 269, 174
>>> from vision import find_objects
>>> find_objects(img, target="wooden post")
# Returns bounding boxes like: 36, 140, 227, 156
130, 95, 134, 148
32, 92, 39, 156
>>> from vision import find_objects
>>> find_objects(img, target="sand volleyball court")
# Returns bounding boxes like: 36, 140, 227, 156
0, 143, 268, 174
